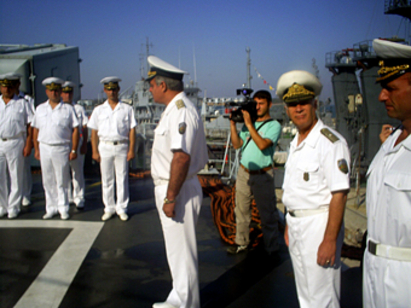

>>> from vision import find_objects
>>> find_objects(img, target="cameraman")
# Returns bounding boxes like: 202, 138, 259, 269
228, 90, 281, 255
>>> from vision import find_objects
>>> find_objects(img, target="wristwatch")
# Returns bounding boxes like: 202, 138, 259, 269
163, 197, 175, 204
71, 150, 77, 154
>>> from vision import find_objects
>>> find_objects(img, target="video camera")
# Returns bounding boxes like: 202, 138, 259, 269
228, 88, 257, 123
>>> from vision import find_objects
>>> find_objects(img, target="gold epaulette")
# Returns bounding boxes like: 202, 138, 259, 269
321, 128, 339, 143
175, 99, 185, 109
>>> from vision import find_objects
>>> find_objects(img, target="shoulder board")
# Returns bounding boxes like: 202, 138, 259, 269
321, 128, 339, 143
175, 99, 185, 109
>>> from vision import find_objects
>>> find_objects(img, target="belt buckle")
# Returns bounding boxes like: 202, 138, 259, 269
2, 138, 7, 141
368, 240, 377, 255
113, 141, 118, 145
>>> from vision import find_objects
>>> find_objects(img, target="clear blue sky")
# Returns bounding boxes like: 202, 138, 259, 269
1, 0, 408, 101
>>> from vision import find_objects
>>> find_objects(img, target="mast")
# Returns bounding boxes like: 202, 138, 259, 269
246, 47, 252, 88
193, 44, 197, 87
145, 37, 153, 78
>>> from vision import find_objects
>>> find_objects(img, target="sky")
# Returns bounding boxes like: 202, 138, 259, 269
1, 0, 409, 102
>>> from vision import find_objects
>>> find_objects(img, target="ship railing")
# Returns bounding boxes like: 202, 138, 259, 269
385, 0, 411, 13
325, 49, 356, 67
352, 40, 376, 59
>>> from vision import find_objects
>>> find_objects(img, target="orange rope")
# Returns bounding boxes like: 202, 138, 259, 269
199, 175, 262, 247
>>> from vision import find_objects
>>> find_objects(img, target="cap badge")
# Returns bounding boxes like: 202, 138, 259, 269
62, 86, 73, 93
283, 83, 315, 103
104, 82, 119, 90
377, 60, 410, 82
147, 70, 157, 78
45, 82, 62, 90
0, 79, 16, 87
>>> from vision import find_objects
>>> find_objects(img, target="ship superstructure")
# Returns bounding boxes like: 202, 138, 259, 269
326, 1, 411, 176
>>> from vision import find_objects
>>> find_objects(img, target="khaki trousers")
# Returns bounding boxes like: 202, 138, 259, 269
234, 167, 279, 253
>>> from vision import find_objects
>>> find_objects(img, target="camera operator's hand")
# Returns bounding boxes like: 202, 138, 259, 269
241, 109, 252, 128
229, 112, 243, 149
229, 113, 237, 126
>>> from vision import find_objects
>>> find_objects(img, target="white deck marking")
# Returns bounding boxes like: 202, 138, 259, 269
0, 220, 104, 308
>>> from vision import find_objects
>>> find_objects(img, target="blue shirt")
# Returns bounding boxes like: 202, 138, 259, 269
239, 119, 281, 170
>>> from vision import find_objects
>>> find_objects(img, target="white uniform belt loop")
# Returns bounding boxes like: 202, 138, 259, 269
101, 140, 128, 145
368, 240, 411, 262
288, 205, 329, 217
1, 132, 24, 141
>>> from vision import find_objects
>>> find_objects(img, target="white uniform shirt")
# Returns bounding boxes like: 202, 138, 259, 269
31, 100, 79, 145
72, 103, 88, 128
87, 100, 136, 141
282, 119, 350, 210
151, 92, 208, 181
18, 91, 35, 114
0, 94, 34, 139
366, 128, 411, 248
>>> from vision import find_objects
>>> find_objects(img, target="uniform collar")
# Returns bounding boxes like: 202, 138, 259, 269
47, 100, 64, 109
163, 92, 184, 116
384, 126, 411, 152
0, 94, 19, 105
103, 100, 123, 111
292, 118, 323, 149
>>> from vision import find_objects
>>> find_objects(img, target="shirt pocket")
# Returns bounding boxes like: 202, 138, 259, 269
153, 126, 168, 151
34, 112, 48, 129
97, 114, 110, 132
54, 111, 70, 128
11, 105, 25, 127
384, 172, 411, 226
54, 112, 71, 137
384, 172, 411, 191
296, 161, 320, 189
116, 113, 129, 136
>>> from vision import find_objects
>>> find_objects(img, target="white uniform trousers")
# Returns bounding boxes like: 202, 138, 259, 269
154, 176, 202, 308
39, 143, 71, 215
22, 154, 32, 202
287, 210, 343, 308
69, 139, 85, 206
98, 142, 129, 214
363, 249, 411, 307
0, 138, 24, 216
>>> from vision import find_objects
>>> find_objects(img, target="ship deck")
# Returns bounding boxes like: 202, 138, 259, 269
0, 171, 362, 308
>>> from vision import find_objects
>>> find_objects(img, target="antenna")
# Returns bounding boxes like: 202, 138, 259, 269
144, 37, 154, 77
246, 47, 252, 88
193, 44, 197, 86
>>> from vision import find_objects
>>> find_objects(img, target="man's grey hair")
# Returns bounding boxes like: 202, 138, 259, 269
155, 76, 184, 92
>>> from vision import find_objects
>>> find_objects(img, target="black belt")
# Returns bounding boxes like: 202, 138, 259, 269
240, 164, 272, 175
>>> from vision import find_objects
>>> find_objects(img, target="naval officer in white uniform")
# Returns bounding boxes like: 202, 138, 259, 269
279, 71, 350, 308
147, 56, 208, 308
11, 73, 36, 207
32, 77, 79, 220
88, 77, 136, 221
363, 39, 411, 308
61, 81, 88, 209
0, 74, 34, 218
